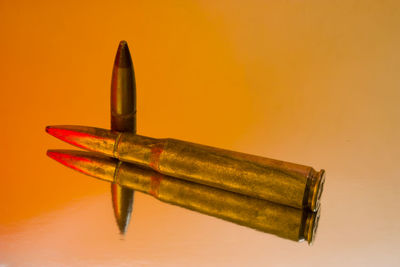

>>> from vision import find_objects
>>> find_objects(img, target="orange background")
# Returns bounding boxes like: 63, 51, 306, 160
0, 0, 399, 266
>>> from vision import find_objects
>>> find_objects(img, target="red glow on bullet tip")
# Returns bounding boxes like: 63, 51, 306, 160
46, 126, 99, 151
47, 150, 93, 176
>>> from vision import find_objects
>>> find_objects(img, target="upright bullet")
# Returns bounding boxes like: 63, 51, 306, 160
110, 41, 136, 234
47, 149, 321, 244
111, 40, 136, 132
45, 125, 325, 211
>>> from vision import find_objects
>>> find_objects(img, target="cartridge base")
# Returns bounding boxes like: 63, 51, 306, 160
304, 207, 321, 245
308, 170, 325, 212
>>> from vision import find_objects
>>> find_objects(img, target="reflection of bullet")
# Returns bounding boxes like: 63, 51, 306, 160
110, 40, 136, 234
46, 125, 325, 212
47, 150, 321, 244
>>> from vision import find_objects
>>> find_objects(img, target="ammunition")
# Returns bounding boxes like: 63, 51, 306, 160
111, 41, 136, 132
47, 150, 321, 244
110, 40, 136, 234
46, 126, 325, 211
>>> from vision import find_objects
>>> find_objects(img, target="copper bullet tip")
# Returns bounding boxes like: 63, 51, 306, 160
46, 149, 60, 160
46, 149, 116, 182
46, 125, 74, 143
47, 149, 92, 174
45, 125, 118, 152
46, 125, 91, 150
114, 40, 132, 68
111, 184, 134, 234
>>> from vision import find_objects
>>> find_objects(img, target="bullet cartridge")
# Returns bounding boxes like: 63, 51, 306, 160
110, 40, 136, 234
46, 126, 325, 211
47, 149, 321, 244
111, 182, 133, 234
111, 41, 136, 132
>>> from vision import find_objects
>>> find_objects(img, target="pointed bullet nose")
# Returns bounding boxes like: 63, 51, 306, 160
47, 149, 117, 182
114, 40, 132, 68
111, 184, 134, 234
47, 149, 92, 173
46, 125, 62, 137
47, 149, 63, 161
45, 125, 118, 153
46, 125, 81, 146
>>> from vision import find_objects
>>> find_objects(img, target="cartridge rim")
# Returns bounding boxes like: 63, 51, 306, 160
305, 206, 321, 245
308, 169, 325, 212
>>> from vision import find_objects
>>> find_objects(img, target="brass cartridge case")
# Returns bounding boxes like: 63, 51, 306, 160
110, 40, 136, 234
46, 126, 325, 211
47, 150, 321, 244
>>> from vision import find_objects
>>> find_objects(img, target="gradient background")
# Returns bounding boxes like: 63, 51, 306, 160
0, 0, 399, 266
